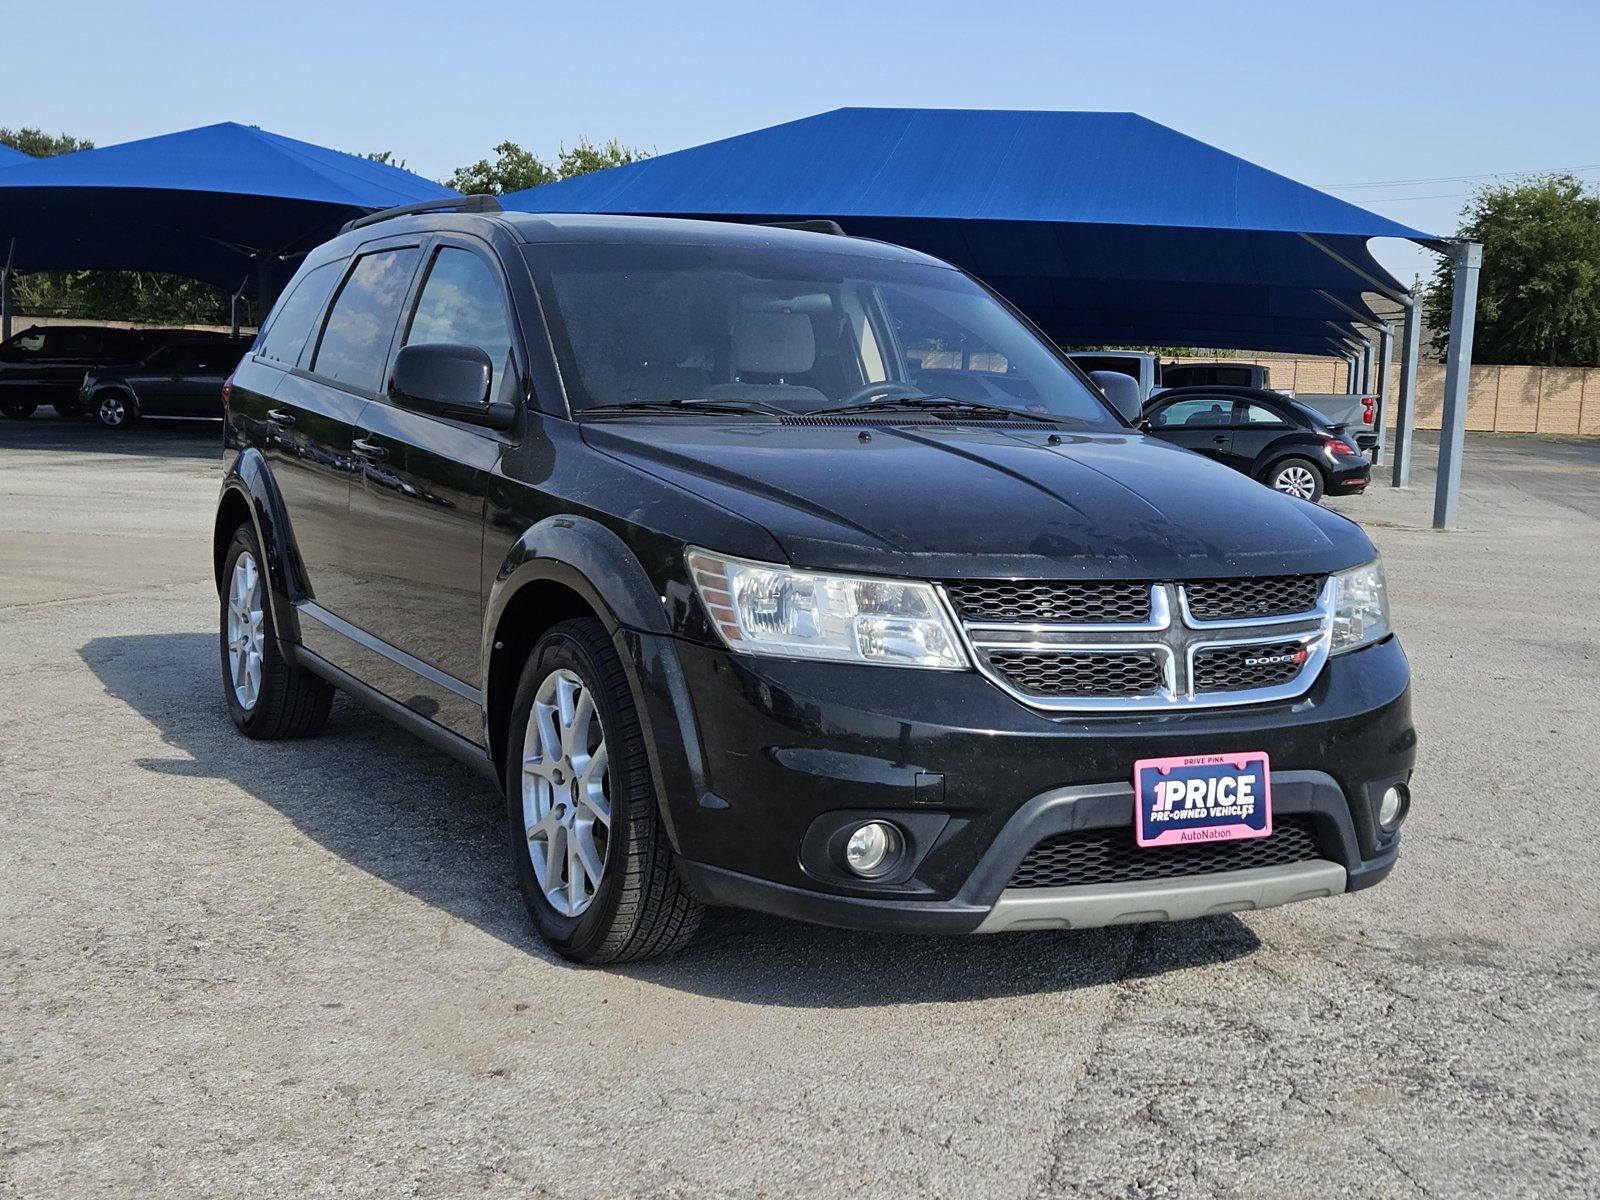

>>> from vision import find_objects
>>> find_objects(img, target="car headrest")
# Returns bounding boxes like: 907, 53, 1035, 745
733, 311, 815, 376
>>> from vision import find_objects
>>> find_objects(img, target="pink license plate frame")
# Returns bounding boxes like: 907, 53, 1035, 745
1133, 751, 1273, 848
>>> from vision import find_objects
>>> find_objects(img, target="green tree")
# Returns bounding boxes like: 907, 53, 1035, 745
1426, 173, 1600, 366
361, 150, 409, 170
446, 136, 649, 195
0, 126, 93, 157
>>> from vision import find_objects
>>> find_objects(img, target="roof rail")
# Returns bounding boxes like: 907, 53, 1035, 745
758, 219, 846, 236
340, 194, 503, 235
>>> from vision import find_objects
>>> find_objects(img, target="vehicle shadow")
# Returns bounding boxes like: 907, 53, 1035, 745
81, 630, 1261, 1008
0, 415, 222, 460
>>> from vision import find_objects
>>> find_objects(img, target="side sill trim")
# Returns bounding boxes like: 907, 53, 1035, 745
975, 860, 1347, 933
297, 600, 481, 703
286, 643, 499, 785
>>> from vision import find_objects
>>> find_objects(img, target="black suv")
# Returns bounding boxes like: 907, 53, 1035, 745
0, 324, 234, 419
81, 339, 248, 429
215, 202, 1414, 964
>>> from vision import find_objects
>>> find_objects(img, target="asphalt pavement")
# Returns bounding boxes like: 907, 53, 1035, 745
2, 416, 1596, 1199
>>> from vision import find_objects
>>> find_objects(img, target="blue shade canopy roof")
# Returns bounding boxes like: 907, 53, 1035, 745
0, 122, 455, 289
0, 144, 31, 168
506, 108, 1439, 354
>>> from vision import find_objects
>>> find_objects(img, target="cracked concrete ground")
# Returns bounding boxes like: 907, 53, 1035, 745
1, 417, 1596, 1199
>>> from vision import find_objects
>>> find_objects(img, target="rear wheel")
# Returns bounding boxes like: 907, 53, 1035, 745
95, 392, 137, 430
506, 618, 703, 964
1268, 457, 1325, 503
0, 400, 36, 419
219, 523, 334, 739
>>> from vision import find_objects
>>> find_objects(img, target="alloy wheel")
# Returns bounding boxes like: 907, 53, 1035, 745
521, 668, 611, 917
98, 395, 126, 427
1274, 465, 1318, 500
226, 552, 265, 710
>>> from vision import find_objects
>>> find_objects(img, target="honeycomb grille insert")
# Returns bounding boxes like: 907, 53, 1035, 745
1183, 575, 1324, 620
1192, 641, 1308, 692
943, 580, 1151, 624
984, 651, 1164, 698
1008, 814, 1324, 889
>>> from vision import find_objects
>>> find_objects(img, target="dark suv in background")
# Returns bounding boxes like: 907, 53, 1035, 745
0, 323, 235, 419
215, 201, 1414, 964
81, 338, 248, 429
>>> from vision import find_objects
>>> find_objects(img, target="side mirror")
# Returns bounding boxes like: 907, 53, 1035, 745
390, 343, 514, 431
1088, 371, 1145, 425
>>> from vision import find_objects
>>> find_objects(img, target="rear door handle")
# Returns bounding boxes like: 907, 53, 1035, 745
265, 408, 296, 427
351, 436, 389, 463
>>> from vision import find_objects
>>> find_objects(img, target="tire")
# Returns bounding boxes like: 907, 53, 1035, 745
1267, 457, 1325, 503
0, 401, 36, 419
505, 618, 703, 965
219, 522, 334, 739
94, 391, 138, 430
52, 400, 84, 420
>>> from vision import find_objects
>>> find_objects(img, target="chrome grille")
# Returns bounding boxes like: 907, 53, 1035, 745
1184, 574, 1324, 621
945, 576, 1332, 712
943, 580, 1151, 624
1008, 815, 1324, 889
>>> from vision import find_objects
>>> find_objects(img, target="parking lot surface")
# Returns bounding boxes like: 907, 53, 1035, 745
2, 418, 1597, 1199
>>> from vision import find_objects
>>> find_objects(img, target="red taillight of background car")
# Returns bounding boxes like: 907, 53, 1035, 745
1327, 438, 1358, 456
1361, 396, 1375, 424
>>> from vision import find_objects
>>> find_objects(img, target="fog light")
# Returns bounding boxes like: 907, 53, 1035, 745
844, 821, 900, 877
1378, 784, 1408, 830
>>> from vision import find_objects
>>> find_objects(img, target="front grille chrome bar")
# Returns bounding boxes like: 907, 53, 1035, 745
942, 577, 1334, 713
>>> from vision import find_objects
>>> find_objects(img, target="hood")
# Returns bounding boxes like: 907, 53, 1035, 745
581, 420, 1375, 580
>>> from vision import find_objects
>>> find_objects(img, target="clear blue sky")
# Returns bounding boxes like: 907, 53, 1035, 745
8, 0, 1598, 286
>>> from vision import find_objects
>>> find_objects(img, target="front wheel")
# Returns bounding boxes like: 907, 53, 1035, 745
506, 618, 703, 964
95, 392, 137, 430
219, 523, 334, 739
0, 400, 36, 419
1268, 457, 1325, 503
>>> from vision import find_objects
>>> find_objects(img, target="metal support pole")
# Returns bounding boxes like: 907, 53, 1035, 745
1373, 323, 1394, 466
1392, 299, 1421, 489
1345, 355, 1358, 392
1433, 241, 1483, 529
230, 275, 249, 340
1361, 339, 1375, 393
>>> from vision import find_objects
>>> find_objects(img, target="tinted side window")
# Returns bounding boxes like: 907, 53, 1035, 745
404, 247, 516, 401
1149, 398, 1232, 428
258, 261, 342, 367
312, 248, 422, 392
1235, 402, 1292, 428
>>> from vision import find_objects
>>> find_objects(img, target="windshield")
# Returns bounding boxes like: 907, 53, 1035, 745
523, 241, 1119, 428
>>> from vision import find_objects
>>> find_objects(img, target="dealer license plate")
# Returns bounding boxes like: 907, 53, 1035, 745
1133, 751, 1272, 848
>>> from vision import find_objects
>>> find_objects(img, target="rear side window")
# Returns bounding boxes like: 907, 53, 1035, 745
257, 262, 342, 367
404, 247, 517, 402
312, 248, 422, 392
1235, 402, 1292, 428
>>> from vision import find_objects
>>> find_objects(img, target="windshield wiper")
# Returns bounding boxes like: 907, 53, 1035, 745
582, 397, 788, 418
818, 396, 1066, 422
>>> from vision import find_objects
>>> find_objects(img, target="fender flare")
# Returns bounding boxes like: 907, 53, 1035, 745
87, 383, 140, 421
1253, 443, 1326, 486
482, 515, 670, 661
215, 448, 304, 643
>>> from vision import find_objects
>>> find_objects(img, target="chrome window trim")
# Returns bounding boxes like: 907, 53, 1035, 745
941, 577, 1334, 713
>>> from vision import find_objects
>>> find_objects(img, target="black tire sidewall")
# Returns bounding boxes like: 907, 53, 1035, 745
504, 623, 634, 961
0, 401, 35, 419
95, 393, 136, 429
1270, 457, 1325, 502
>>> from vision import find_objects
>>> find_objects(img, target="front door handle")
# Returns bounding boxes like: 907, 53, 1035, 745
265, 408, 296, 427
1213, 435, 1229, 444
351, 436, 389, 463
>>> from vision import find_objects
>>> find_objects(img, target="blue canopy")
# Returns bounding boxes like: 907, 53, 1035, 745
506, 108, 1439, 355
0, 144, 30, 168
0, 122, 455, 291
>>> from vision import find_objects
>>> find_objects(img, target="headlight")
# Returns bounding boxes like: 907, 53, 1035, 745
1330, 557, 1390, 654
686, 548, 968, 670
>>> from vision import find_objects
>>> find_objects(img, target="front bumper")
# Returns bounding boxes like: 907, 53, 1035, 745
622, 630, 1414, 934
